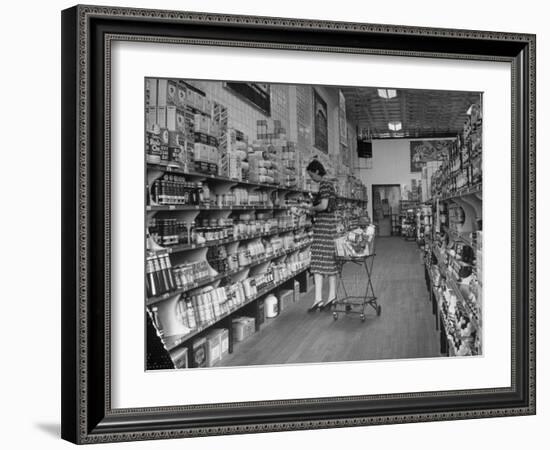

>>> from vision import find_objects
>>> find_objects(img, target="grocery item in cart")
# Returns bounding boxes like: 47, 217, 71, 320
335, 225, 376, 257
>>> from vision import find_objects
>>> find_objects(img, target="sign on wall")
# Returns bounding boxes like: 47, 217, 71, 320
313, 89, 328, 154
338, 90, 348, 145
224, 82, 271, 116
409, 139, 454, 172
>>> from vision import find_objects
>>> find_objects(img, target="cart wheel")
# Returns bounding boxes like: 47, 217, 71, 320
376, 305, 382, 316
333, 312, 338, 321
360, 314, 366, 322
345, 304, 352, 312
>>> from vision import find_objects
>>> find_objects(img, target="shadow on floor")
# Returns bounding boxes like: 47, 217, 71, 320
35, 422, 60, 438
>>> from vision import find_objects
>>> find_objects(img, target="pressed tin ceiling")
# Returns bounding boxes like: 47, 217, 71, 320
341, 87, 482, 139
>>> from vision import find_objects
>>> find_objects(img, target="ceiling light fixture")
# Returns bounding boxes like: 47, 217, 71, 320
388, 121, 402, 131
377, 88, 397, 99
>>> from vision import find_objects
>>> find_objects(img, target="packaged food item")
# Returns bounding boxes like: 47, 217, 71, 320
191, 337, 208, 368
204, 329, 223, 366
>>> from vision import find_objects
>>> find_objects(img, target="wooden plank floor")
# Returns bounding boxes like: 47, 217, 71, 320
220, 237, 441, 367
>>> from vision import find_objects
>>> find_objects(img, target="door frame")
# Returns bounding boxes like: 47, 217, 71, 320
371, 184, 401, 236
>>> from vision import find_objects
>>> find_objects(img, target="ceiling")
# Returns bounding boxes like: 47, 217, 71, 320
341, 87, 482, 140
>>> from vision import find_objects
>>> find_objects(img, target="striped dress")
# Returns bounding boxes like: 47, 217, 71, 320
310, 179, 339, 275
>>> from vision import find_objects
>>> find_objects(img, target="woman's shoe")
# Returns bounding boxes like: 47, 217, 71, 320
320, 298, 336, 311
307, 301, 323, 312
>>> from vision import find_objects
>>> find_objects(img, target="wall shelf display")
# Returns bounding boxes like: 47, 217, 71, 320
62, 6, 535, 444
421, 105, 484, 357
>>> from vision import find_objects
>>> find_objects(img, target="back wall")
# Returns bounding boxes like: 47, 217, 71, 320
358, 139, 423, 220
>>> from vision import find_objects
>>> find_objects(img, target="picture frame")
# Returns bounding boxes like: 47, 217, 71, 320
224, 81, 272, 116
313, 88, 329, 153
61, 5, 536, 444
410, 140, 453, 173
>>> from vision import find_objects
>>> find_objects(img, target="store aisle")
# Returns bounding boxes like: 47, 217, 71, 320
221, 237, 441, 367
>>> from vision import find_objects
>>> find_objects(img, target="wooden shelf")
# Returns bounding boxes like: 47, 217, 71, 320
149, 226, 306, 255
427, 183, 482, 203
147, 204, 290, 212
147, 162, 311, 194
429, 245, 480, 330
148, 162, 367, 202
146, 240, 312, 306
445, 274, 480, 330
448, 228, 475, 247
162, 266, 309, 351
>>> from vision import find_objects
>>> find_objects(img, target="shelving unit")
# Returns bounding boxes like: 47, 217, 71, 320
161, 266, 310, 353
146, 158, 316, 368
400, 200, 418, 241
145, 134, 322, 365
147, 204, 290, 211
146, 241, 311, 307
422, 101, 483, 357
148, 226, 302, 255
144, 78, 370, 370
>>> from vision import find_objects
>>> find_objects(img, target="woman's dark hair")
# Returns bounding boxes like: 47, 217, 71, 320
306, 159, 326, 176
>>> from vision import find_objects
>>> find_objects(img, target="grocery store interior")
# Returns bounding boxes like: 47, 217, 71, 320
145, 80, 483, 370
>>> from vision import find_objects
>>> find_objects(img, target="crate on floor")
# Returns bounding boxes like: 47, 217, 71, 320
279, 289, 293, 312
204, 329, 224, 366
191, 337, 208, 368
257, 298, 265, 325
170, 347, 188, 369
293, 280, 301, 302
232, 316, 256, 343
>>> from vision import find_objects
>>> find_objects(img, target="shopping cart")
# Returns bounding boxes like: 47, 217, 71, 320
330, 227, 381, 322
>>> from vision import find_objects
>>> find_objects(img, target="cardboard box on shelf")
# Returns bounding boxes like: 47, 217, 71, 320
156, 79, 179, 107
147, 78, 158, 107
176, 82, 187, 107
156, 106, 167, 129
146, 107, 157, 131
164, 106, 186, 133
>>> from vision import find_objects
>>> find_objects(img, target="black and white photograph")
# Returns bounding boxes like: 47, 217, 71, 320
144, 79, 483, 370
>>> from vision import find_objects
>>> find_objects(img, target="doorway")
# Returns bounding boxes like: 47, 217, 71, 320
372, 184, 401, 237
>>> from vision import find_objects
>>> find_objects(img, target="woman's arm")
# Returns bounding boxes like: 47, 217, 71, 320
311, 198, 328, 212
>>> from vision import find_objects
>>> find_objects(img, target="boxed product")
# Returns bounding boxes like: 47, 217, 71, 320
176, 82, 187, 107
146, 107, 158, 131
170, 347, 189, 369
194, 143, 219, 165
256, 298, 265, 326
228, 155, 242, 180
156, 106, 167, 129
191, 337, 208, 368
219, 328, 229, 357
188, 89, 207, 112
242, 278, 257, 299
157, 79, 179, 107
148, 78, 159, 107
193, 113, 210, 134
164, 106, 186, 133
205, 329, 223, 366
213, 102, 228, 132
279, 289, 293, 313
294, 280, 300, 301
232, 316, 256, 343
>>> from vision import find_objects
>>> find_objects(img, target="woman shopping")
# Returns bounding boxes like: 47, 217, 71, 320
305, 159, 339, 312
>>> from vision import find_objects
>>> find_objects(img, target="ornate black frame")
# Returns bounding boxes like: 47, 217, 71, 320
61, 5, 536, 444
